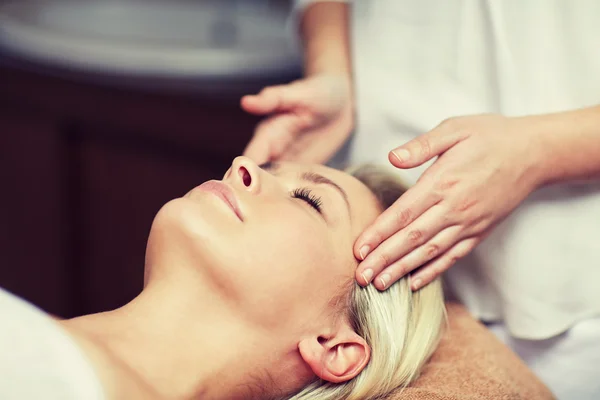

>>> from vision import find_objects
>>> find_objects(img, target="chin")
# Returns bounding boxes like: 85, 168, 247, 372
143, 198, 238, 281
157, 197, 237, 237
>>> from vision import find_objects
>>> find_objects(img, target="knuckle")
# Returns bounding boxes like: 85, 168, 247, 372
394, 208, 413, 226
440, 209, 456, 226
453, 242, 472, 258
408, 229, 424, 243
467, 238, 480, 251
369, 228, 385, 246
454, 197, 478, 213
428, 265, 441, 277
387, 258, 407, 275
435, 176, 460, 192
392, 265, 407, 279
418, 269, 434, 284
433, 262, 447, 276
442, 256, 459, 272
429, 259, 449, 276
377, 252, 392, 268
426, 243, 440, 259
415, 137, 432, 159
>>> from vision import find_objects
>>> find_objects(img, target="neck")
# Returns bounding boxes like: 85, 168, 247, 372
60, 277, 291, 400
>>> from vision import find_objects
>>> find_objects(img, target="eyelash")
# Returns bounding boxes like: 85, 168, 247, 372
291, 188, 323, 214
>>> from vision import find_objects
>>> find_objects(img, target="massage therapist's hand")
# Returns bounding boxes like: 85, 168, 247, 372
354, 114, 546, 291
241, 74, 354, 164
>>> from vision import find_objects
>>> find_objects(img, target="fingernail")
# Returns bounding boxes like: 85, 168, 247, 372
379, 274, 390, 289
392, 149, 410, 163
359, 245, 371, 260
361, 269, 374, 285
412, 278, 422, 291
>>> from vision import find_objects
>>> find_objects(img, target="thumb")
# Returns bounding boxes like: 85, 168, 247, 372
241, 82, 312, 116
389, 122, 464, 168
243, 112, 308, 163
242, 132, 271, 165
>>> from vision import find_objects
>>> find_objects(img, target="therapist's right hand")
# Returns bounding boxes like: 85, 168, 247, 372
241, 74, 354, 164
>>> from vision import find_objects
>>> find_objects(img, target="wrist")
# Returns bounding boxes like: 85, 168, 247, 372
305, 56, 352, 81
513, 115, 555, 190
520, 105, 600, 187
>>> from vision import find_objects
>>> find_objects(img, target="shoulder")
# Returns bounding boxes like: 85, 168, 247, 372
0, 287, 105, 400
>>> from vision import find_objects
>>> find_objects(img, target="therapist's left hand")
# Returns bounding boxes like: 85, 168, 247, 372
354, 114, 545, 291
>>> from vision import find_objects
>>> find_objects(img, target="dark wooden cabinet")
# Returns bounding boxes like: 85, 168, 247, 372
0, 109, 70, 315
0, 64, 282, 317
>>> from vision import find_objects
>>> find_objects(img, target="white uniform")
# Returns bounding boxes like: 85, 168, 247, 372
296, 1, 600, 398
0, 287, 105, 400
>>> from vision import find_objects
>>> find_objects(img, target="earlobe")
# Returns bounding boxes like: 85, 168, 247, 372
298, 326, 370, 383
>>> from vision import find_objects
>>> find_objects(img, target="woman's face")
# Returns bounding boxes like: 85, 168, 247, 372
146, 157, 382, 333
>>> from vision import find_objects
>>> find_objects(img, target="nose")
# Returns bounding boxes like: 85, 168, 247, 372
228, 156, 261, 193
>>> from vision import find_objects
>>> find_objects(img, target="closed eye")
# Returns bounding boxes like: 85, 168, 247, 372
291, 188, 323, 214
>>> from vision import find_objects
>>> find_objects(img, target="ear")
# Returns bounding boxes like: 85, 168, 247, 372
298, 325, 370, 383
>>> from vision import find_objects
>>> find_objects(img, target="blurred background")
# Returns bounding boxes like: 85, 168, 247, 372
0, 0, 300, 318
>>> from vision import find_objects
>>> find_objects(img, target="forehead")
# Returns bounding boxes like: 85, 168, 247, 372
279, 162, 382, 234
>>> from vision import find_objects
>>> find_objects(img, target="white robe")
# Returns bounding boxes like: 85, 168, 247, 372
294, 1, 600, 398
0, 287, 105, 399
296, 0, 600, 340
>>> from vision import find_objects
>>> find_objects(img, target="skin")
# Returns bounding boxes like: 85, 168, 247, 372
59, 157, 382, 400
241, 3, 600, 292
242, 2, 353, 164
355, 108, 600, 291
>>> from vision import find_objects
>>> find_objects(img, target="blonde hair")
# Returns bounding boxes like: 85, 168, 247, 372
286, 165, 446, 400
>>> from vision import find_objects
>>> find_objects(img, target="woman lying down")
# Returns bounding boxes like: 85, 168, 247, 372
0, 157, 446, 400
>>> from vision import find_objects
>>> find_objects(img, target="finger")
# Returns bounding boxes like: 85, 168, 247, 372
356, 205, 455, 286
389, 119, 467, 169
354, 177, 441, 261
279, 137, 331, 164
241, 83, 313, 115
243, 112, 311, 162
243, 118, 277, 164
280, 127, 344, 165
368, 225, 462, 290
410, 237, 479, 291
242, 133, 271, 165
241, 85, 286, 115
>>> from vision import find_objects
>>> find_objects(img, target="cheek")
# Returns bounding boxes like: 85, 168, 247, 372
148, 199, 354, 331
228, 213, 352, 329
255, 221, 334, 280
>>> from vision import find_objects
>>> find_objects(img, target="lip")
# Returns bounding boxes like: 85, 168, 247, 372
195, 180, 244, 221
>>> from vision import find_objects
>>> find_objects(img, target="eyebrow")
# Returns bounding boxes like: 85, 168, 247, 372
301, 171, 351, 213
259, 162, 351, 216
